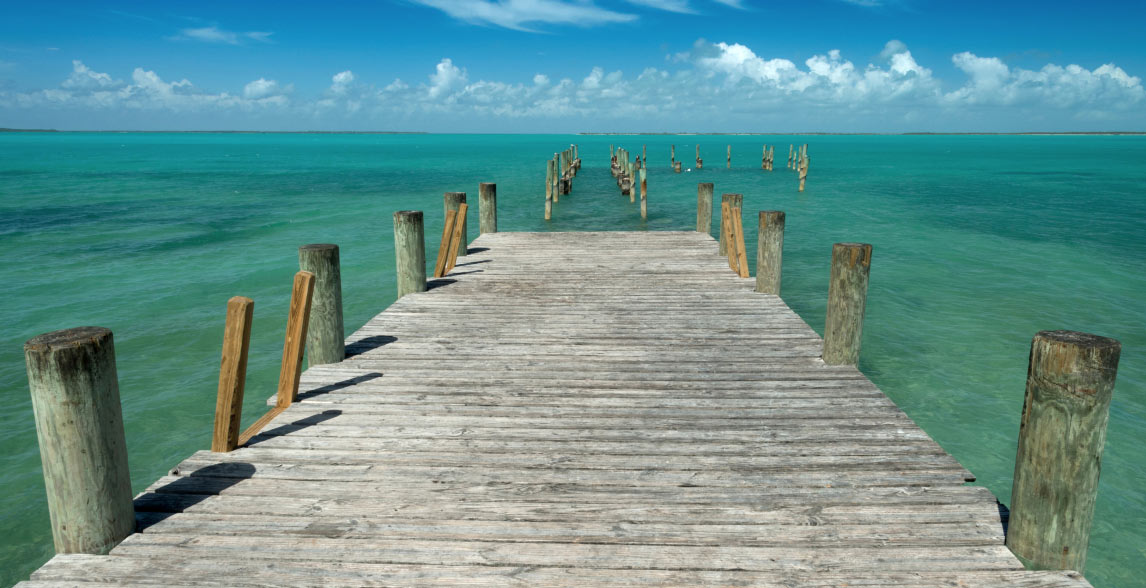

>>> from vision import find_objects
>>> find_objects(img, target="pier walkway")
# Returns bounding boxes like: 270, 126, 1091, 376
22, 231, 1091, 586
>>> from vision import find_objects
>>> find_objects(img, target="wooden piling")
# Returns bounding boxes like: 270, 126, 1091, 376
433, 210, 458, 278
298, 244, 345, 367
544, 159, 553, 221
443, 193, 467, 257
479, 182, 497, 234
762, 146, 767, 170
212, 296, 254, 453
755, 211, 785, 295
696, 183, 713, 234
718, 193, 742, 256
639, 167, 647, 220
393, 210, 426, 298
727, 145, 731, 169
788, 144, 794, 169
822, 243, 872, 366
696, 144, 703, 169
1006, 330, 1121, 573
671, 144, 675, 167
445, 203, 468, 274
24, 327, 135, 555
674, 161, 682, 173
276, 270, 316, 407
628, 162, 635, 203
730, 207, 749, 277
799, 155, 809, 192
642, 144, 646, 166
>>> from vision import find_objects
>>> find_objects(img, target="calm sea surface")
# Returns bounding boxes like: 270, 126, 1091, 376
0, 133, 1142, 586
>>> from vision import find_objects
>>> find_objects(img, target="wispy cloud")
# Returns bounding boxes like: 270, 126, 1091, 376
709, 0, 746, 8
409, 0, 636, 31
624, 0, 694, 14
172, 26, 274, 45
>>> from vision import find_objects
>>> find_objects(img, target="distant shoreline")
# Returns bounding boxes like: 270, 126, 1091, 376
2, 128, 1145, 136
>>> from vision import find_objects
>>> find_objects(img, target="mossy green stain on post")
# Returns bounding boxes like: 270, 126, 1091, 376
298, 244, 345, 366
1007, 330, 1121, 573
24, 327, 134, 555
393, 210, 426, 298
822, 243, 872, 366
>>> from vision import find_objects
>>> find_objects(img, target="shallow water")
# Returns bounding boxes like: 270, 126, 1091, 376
0, 133, 1142, 587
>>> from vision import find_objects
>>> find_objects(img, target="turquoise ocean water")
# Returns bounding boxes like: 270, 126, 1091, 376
0, 133, 1142, 586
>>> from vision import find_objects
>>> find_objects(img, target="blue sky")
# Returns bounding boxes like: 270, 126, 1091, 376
1, 0, 1144, 132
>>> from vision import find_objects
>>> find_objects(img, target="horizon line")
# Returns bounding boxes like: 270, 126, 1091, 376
3, 128, 1146, 136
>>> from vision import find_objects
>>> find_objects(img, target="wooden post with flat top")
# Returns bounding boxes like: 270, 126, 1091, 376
755, 211, 785, 295
639, 167, 647, 220
822, 243, 872, 366
1006, 330, 1121, 573
276, 270, 316, 407
393, 210, 426, 298
298, 243, 344, 367
696, 183, 713, 234
479, 182, 497, 233
24, 327, 135, 555
212, 296, 254, 452
727, 145, 731, 168
544, 159, 553, 221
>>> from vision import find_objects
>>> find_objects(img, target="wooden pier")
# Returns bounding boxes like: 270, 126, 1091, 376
20, 229, 1097, 587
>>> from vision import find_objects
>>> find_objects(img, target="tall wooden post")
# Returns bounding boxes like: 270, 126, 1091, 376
212, 296, 254, 452
762, 146, 767, 170
1006, 331, 1121, 573
643, 144, 646, 166
799, 155, 809, 192
544, 159, 554, 221
718, 193, 742, 256
822, 243, 872, 366
639, 167, 647, 220
788, 144, 794, 169
628, 161, 636, 203
696, 183, 714, 234
727, 145, 731, 168
276, 270, 316, 407
552, 154, 560, 203
671, 145, 675, 167
24, 327, 134, 555
393, 210, 426, 298
443, 193, 467, 257
298, 244, 344, 366
696, 145, 703, 169
479, 182, 497, 233
755, 211, 785, 295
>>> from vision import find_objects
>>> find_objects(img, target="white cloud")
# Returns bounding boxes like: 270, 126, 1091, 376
243, 78, 291, 101
624, 0, 694, 14
174, 26, 274, 45
428, 58, 467, 99
945, 52, 1144, 111
2, 41, 1142, 131
409, 0, 636, 31
710, 0, 746, 8
61, 60, 124, 91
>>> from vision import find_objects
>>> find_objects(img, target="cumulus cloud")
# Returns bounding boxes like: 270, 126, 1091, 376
409, 0, 636, 31
61, 60, 124, 91
2, 41, 1142, 131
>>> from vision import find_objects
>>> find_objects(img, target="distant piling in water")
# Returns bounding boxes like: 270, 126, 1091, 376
696, 144, 703, 169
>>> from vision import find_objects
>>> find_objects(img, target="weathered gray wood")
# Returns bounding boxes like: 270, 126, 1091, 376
21, 231, 1080, 587
478, 183, 496, 234
718, 193, 742, 256
442, 192, 467, 257
1006, 330, 1120, 573
298, 244, 345, 366
755, 211, 785, 295
727, 144, 731, 168
212, 297, 254, 452
24, 327, 134, 555
392, 210, 426, 297
639, 167, 647, 219
822, 242, 872, 366
544, 159, 553, 220
696, 183, 713, 233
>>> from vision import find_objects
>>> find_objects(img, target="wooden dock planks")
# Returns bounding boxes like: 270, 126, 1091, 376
21, 231, 1093, 587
